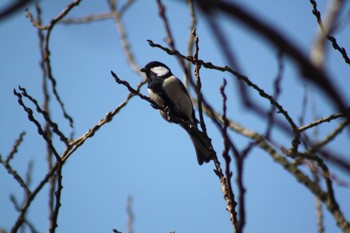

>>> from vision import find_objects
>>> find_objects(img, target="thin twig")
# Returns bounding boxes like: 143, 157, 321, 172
5, 132, 26, 164
10, 88, 137, 233
220, 79, 241, 232
0, 155, 31, 196
61, 12, 116, 24
126, 196, 134, 233
155, 0, 189, 76
13, 88, 61, 163
19, 86, 69, 146
192, 81, 239, 230
108, 0, 140, 73
299, 112, 345, 132
11, 163, 58, 233
310, 0, 349, 66
192, 29, 208, 136
309, 153, 349, 232
185, 0, 197, 87
34, 2, 58, 227
26, 0, 79, 129
312, 161, 325, 233
61, 73, 151, 162
49, 164, 63, 233
298, 85, 309, 126
308, 119, 349, 153
265, 51, 284, 139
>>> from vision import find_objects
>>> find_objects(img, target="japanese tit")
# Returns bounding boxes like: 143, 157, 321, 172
141, 61, 212, 165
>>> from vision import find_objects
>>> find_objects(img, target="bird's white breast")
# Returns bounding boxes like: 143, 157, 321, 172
162, 76, 193, 120
147, 88, 164, 106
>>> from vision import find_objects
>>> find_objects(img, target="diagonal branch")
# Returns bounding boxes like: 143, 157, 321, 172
299, 111, 346, 132
13, 88, 61, 163
18, 86, 69, 146
309, 0, 350, 66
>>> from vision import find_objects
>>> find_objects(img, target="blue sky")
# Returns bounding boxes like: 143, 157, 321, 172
1, 1, 350, 233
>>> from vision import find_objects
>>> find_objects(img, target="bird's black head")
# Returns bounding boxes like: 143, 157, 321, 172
140, 61, 172, 81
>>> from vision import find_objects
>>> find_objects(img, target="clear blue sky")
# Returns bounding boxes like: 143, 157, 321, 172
1, 1, 349, 233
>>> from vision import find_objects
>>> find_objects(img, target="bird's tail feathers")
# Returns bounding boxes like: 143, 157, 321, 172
188, 129, 213, 165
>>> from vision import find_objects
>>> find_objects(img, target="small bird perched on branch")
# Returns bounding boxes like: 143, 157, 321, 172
141, 61, 212, 165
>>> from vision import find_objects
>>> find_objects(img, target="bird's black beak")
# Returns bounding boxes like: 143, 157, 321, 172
140, 68, 146, 73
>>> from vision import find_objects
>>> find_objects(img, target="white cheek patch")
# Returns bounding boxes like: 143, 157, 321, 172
150, 66, 169, 76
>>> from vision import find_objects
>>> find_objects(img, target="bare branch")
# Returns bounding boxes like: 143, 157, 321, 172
127, 196, 134, 233
49, 165, 63, 233
310, 0, 350, 66
13, 88, 61, 163
61, 12, 116, 24
265, 51, 284, 139
61, 73, 148, 162
26, 1, 79, 129
312, 166, 325, 233
194, 0, 349, 119
0, 155, 31, 196
5, 131, 26, 164
308, 119, 349, 152
107, 0, 140, 73
299, 112, 346, 132
185, 0, 197, 87
155, 0, 189, 76
191, 29, 208, 135
18, 86, 69, 146
0, 0, 35, 20
220, 79, 241, 232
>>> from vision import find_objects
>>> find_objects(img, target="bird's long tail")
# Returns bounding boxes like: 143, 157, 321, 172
187, 129, 213, 165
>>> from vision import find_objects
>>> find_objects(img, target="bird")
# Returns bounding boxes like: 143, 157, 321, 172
141, 61, 212, 165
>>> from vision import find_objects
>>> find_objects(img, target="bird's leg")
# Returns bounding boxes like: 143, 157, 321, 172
164, 106, 174, 122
